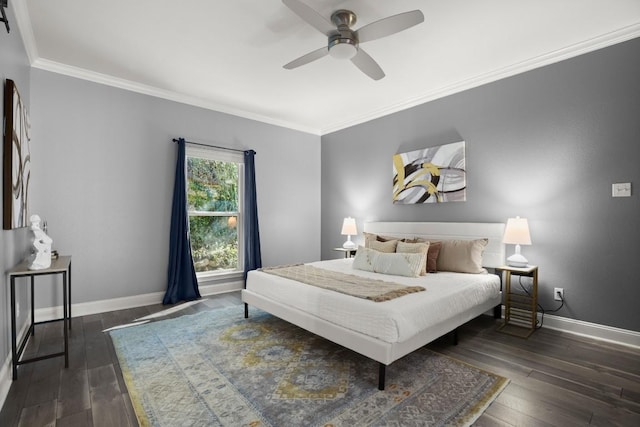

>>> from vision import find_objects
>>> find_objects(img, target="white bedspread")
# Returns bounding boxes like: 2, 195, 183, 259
246, 259, 500, 344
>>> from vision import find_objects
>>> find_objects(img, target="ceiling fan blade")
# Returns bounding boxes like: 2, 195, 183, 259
350, 48, 385, 80
283, 46, 328, 69
356, 10, 424, 43
282, 0, 334, 35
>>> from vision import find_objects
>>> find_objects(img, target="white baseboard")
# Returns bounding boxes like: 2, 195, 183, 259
36, 291, 637, 349
492, 306, 640, 349
541, 313, 640, 349
32, 281, 244, 322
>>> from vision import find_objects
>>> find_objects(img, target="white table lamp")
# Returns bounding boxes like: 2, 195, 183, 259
341, 217, 357, 249
503, 216, 532, 267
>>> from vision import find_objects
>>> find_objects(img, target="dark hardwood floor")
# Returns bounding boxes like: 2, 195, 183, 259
1, 291, 638, 426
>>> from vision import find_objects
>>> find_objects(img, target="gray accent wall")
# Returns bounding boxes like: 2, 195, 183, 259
0, 4, 31, 390
27, 69, 321, 307
321, 37, 640, 332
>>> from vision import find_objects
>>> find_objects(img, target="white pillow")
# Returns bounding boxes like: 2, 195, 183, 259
352, 246, 376, 272
353, 246, 426, 277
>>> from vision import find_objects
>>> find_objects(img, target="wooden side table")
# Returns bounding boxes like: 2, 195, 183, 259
496, 265, 538, 338
333, 247, 357, 258
8, 256, 72, 380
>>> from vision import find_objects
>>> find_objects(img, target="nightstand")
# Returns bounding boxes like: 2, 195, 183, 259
496, 265, 538, 338
333, 247, 357, 258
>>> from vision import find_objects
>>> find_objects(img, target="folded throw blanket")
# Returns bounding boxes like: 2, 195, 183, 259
260, 264, 425, 302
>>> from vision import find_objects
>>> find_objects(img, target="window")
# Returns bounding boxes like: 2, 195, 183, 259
186, 145, 243, 276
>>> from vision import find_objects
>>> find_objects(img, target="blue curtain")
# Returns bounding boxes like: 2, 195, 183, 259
163, 138, 201, 304
243, 150, 262, 284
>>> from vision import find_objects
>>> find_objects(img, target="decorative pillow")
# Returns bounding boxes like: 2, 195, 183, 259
352, 246, 376, 272
436, 239, 488, 274
396, 241, 430, 275
426, 241, 442, 273
369, 239, 398, 253
374, 251, 426, 277
363, 232, 404, 248
403, 238, 441, 272
404, 237, 422, 244
363, 232, 378, 248
353, 246, 425, 277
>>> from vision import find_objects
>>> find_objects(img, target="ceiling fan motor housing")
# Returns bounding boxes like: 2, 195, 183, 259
328, 10, 358, 59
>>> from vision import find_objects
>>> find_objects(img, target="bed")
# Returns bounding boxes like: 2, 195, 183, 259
241, 222, 505, 390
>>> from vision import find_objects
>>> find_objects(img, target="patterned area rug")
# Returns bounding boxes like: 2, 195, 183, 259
109, 306, 508, 426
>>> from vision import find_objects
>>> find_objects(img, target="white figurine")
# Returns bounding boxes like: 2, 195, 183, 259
28, 214, 53, 270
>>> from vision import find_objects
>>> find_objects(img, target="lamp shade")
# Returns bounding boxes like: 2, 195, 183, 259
341, 217, 357, 236
503, 217, 531, 245
503, 216, 531, 267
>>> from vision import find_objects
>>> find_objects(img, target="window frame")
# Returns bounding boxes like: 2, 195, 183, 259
185, 144, 244, 280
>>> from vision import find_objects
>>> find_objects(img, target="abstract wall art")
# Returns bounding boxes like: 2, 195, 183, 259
3, 79, 31, 229
393, 141, 466, 204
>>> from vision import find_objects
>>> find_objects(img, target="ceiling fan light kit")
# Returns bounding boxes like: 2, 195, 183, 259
282, 0, 424, 80
328, 35, 357, 60
328, 10, 358, 60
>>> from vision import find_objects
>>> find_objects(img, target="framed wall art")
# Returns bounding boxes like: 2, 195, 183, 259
3, 79, 31, 229
393, 140, 466, 204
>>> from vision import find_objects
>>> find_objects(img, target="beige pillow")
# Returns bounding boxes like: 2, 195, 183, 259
363, 232, 405, 248
396, 241, 430, 275
397, 238, 442, 272
353, 246, 425, 277
436, 239, 488, 274
369, 239, 398, 253
363, 232, 378, 248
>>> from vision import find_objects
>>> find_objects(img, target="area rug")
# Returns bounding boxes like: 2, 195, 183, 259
109, 306, 508, 426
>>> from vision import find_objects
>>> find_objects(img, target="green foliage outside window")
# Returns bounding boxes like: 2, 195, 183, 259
187, 157, 239, 273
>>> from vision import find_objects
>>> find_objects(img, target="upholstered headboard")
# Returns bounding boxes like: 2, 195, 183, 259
363, 222, 505, 269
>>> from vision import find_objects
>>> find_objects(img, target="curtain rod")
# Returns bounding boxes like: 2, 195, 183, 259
172, 138, 249, 154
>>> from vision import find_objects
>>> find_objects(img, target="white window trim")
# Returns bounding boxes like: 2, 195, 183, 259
187, 145, 243, 163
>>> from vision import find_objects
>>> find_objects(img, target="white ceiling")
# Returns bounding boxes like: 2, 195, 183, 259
13, 0, 640, 135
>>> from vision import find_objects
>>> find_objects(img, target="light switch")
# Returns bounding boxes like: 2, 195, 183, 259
612, 182, 631, 197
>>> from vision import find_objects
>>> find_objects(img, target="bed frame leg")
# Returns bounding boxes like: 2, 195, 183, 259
378, 363, 386, 390
244, 303, 249, 319
493, 304, 502, 319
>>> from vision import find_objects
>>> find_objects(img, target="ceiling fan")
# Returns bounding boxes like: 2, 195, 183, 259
282, 0, 424, 80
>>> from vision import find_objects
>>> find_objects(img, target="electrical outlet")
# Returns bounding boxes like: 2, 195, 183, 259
612, 182, 631, 197
554, 287, 564, 301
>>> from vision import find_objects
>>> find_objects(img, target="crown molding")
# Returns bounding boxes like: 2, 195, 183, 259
11, 0, 38, 64
10, 2, 640, 137
30, 58, 321, 135
319, 23, 640, 135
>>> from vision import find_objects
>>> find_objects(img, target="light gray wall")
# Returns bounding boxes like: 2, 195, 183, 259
321, 37, 640, 332
0, 4, 32, 387
28, 69, 321, 307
